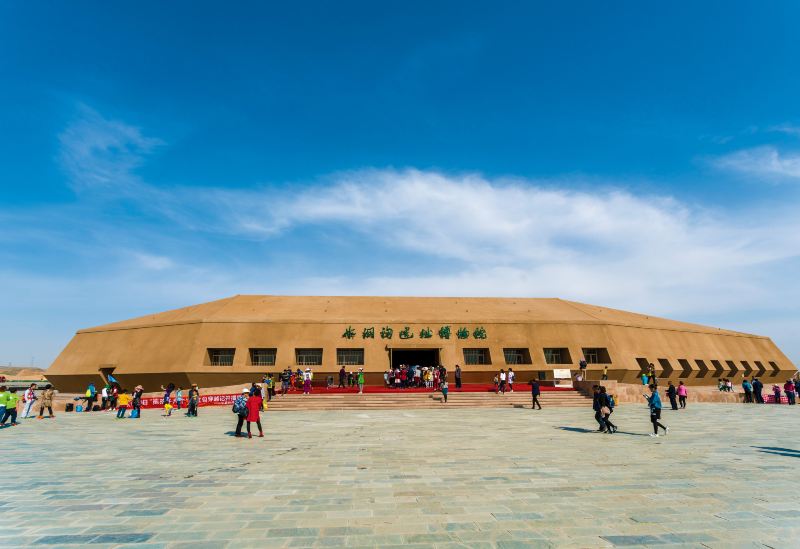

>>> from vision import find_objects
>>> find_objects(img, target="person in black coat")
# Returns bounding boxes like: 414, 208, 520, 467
529, 379, 542, 410
667, 382, 678, 410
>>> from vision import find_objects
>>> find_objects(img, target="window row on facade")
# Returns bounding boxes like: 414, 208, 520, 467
636, 357, 783, 378
207, 347, 613, 367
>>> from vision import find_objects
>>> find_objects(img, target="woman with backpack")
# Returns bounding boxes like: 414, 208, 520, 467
233, 389, 249, 437
131, 385, 143, 418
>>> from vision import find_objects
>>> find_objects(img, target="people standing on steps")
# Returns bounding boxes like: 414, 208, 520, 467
529, 378, 542, 410
507, 368, 515, 392
441, 380, 448, 403
339, 366, 346, 388
498, 369, 507, 394
579, 359, 587, 381
454, 365, 462, 389
677, 381, 688, 408
667, 381, 678, 410
357, 368, 365, 394
644, 384, 668, 437
21, 383, 38, 418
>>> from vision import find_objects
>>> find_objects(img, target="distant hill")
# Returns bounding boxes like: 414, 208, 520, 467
0, 366, 47, 379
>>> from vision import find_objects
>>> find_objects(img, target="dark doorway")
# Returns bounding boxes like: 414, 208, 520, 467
391, 349, 440, 369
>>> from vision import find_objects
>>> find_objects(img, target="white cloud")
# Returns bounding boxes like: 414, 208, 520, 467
58, 104, 163, 193
3, 106, 800, 366
712, 145, 800, 181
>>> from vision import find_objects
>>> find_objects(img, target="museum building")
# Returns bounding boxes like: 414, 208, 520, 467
45, 295, 797, 392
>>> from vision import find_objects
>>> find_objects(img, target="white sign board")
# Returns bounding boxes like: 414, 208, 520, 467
552, 368, 573, 388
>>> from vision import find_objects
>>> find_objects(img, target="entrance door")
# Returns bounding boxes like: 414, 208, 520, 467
391, 349, 440, 369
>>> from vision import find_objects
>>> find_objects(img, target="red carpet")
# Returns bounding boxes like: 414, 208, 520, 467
276, 383, 574, 394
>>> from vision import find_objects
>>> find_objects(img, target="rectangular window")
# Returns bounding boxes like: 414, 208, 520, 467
582, 348, 611, 364
503, 348, 531, 365
208, 348, 235, 366
543, 348, 571, 365
249, 348, 277, 367
463, 348, 491, 365
295, 348, 323, 366
337, 348, 364, 366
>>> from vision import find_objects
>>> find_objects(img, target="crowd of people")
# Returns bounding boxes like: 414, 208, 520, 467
0, 383, 56, 426
381, 364, 450, 390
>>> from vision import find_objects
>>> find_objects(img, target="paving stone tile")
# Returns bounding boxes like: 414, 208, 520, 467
4, 405, 799, 547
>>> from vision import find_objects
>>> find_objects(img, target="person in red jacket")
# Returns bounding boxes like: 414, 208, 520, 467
245, 389, 264, 439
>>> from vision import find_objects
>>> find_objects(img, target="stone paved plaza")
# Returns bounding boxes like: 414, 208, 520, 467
3, 403, 799, 548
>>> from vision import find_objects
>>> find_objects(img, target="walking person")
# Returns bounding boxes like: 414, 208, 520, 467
742, 378, 753, 403
498, 369, 507, 395
36, 384, 55, 419
601, 365, 609, 381
454, 365, 462, 389
666, 381, 678, 410
22, 383, 38, 418
245, 387, 264, 438
85, 383, 97, 412
0, 388, 20, 426
130, 385, 143, 418
599, 386, 617, 434
529, 378, 542, 410
186, 384, 199, 416
644, 384, 668, 437
772, 384, 782, 404
592, 385, 605, 432
677, 381, 688, 408
357, 368, 365, 394
441, 379, 448, 403
753, 378, 764, 403
507, 368, 515, 392
783, 379, 796, 405
109, 385, 119, 410
116, 389, 131, 418
174, 387, 183, 411
101, 385, 109, 410
339, 366, 346, 388
0, 385, 8, 422
233, 389, 249, 437
303, 369, 312, 395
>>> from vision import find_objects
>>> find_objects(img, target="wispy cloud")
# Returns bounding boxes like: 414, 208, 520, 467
712, 145, 800, 181
58, 104, 164, 193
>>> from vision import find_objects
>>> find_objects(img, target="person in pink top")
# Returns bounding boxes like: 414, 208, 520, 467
677, 381, 688, 409
783, 380, 796, 405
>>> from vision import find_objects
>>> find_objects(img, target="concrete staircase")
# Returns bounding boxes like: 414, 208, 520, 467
265, 390, 591, 411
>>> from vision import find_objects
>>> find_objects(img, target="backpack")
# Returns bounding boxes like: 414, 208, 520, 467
232, 398, 247, 416
608, 395, 615, 408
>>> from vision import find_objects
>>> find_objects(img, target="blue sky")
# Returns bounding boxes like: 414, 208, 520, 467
1, 1, 799, 368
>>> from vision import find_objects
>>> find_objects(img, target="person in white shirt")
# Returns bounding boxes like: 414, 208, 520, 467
507, 368, 516, 392
101, 386, 109, 410
21, 383, 38, 418
499, 370, 507, 394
